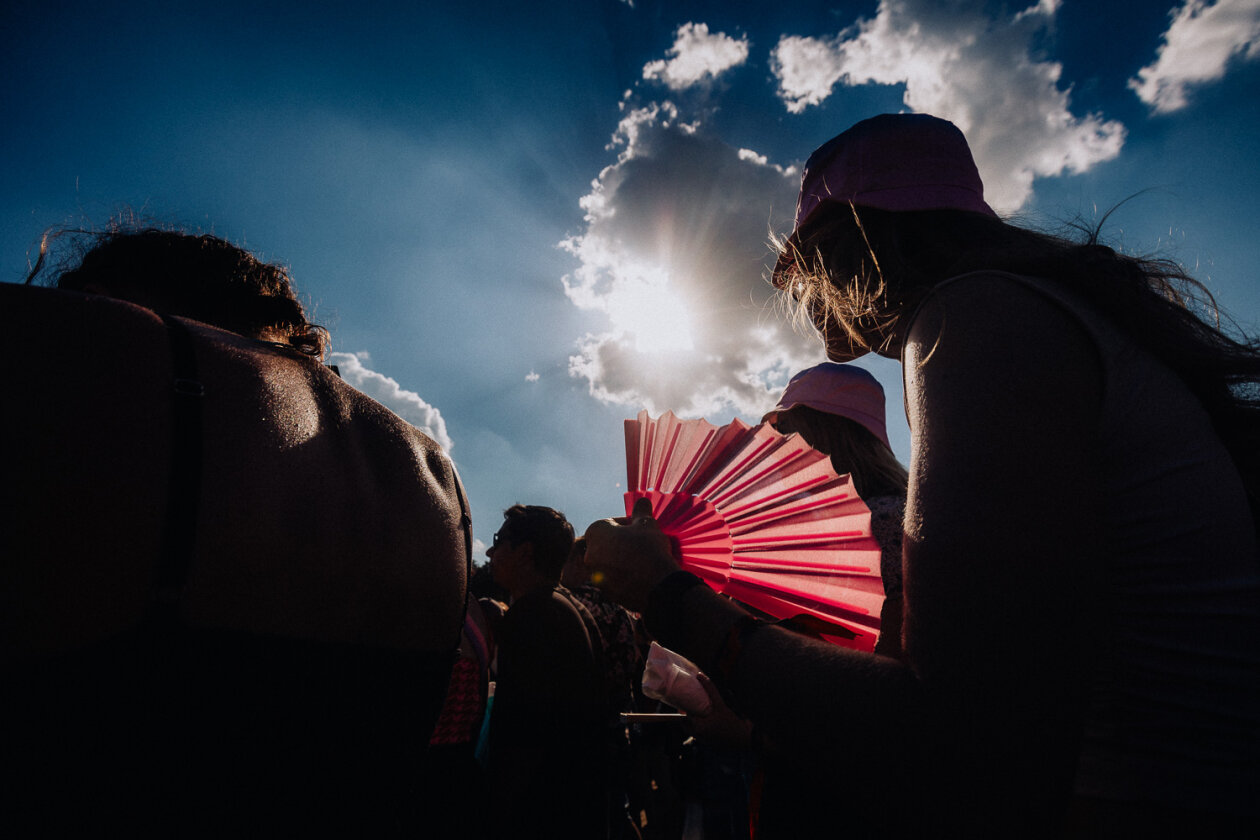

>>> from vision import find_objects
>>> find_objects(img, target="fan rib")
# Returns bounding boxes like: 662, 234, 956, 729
624, 412, 886, 651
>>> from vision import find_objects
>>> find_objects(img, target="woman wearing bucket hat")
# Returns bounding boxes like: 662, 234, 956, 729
585, 114, 1260, 835
762, 362, 908, 660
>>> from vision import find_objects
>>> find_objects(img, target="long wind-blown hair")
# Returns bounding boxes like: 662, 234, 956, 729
774, 205, 1260, 525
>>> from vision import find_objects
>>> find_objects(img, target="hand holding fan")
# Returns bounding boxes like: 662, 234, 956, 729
624, 410, 884, 651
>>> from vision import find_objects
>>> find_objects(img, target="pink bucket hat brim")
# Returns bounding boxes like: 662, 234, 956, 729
763, 363, 890, 448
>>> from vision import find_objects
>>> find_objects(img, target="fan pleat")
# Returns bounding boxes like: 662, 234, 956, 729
623, 412, 886, 651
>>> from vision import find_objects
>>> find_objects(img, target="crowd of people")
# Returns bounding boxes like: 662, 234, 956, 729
4, 112, 1258, 837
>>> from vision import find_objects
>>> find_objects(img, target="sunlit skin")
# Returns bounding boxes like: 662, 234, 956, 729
3, 284, 467, 652
582, 272, 1123, 830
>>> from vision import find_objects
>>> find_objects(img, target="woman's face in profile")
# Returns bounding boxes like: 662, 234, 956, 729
808, 299, 870, 363
812, 295, 902, 362
822, 328, 868, 363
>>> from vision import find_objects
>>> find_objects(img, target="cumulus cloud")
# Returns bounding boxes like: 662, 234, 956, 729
1130, 0, 1260, 113
643, 22, 750, 90
328, 351, 453, 451
769, 0, 1125, 211
526, 370, 540, 382
768, 35, 848, 114
561, 103, 818, 419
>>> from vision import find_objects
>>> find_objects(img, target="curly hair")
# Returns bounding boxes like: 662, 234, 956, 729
774, 205, 1260, 520
27, 225, 328, 358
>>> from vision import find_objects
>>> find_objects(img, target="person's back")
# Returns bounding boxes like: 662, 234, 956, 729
483, 505, 609, 837
2, 282, 469, 832
490, 583, 608, 836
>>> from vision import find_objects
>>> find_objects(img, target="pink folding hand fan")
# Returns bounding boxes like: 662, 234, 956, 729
623, 410, 884, 651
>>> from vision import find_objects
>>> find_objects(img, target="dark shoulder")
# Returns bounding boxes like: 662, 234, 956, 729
903, 272, 1104, 424
899, 270, 1108, 570
907, 272, 1100, 361
503, 588, 597, 649
216, 322, 459, 494
505, 587, 578, 624
2, 284, 466, 653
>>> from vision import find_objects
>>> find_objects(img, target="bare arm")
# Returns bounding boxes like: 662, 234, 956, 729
586, 273, 1108, 830
898, 273, 1107, 824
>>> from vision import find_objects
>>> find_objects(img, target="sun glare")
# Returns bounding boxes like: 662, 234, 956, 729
607, 267, 696, 353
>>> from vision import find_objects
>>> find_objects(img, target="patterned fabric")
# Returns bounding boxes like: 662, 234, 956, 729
866, 494, 907, 660
429, 657, 484, 745
568, 584, 644, 716
866, 494, 906, 598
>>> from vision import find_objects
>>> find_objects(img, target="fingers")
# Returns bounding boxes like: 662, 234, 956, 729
630, 495, 656, 523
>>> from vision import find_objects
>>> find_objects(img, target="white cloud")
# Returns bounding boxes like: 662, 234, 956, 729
526, 370, 540, 382
769, 0, 1126, 211
768, 35, 849, 114
643, 22, 750, 90
560, 105, 820, 419
328, 351, 454, 451
1130, 0, 1260, 113
1015, 0, 1061, 22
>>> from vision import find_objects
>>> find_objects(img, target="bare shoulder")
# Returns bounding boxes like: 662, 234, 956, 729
897, 273, 1112, 814
899, 270, 1109, 663
902, 271, 1103, 445
1, 285, 466, 654
179, 322, 468, 648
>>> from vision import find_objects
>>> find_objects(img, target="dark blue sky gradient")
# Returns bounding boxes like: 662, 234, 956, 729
5, 1, 1258, 551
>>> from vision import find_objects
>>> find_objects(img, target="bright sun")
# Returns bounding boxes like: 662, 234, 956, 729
607, 267, 696, 353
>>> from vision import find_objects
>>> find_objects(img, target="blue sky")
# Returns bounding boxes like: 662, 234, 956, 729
5, 0, 1259, 560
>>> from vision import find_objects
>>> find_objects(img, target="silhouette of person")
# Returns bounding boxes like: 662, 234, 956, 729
5, 226, 470, 833
584, 114, 1260, 835
485, 505, 610, 838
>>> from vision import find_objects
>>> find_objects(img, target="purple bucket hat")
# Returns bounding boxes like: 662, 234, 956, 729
775, 113, 995, 284
762, 363, 890, 448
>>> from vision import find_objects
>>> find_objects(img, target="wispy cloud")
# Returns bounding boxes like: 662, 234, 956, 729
561, 101, 815, 419
328, 351, 454, 451
769, 0, 1125, 210
643, 22, 750, 90
1131, 0, 1260, 114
